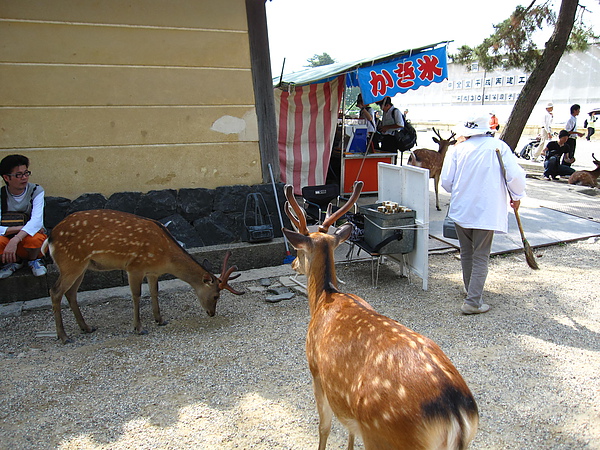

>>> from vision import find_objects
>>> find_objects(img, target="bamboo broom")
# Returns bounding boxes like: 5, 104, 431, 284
495, 149, 539, 270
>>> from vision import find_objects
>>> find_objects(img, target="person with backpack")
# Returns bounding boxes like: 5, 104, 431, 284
377, 96, 405, 153
0, 154, 47, 279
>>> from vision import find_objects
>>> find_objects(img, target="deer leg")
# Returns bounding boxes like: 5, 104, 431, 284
127, 272, 147, 335
50, 269, 90, 344
313, 376, 333, 450
434, 176, 441, 211
64, 272, 95, 334
347, 433, 355, 450
147, 274, 167, 326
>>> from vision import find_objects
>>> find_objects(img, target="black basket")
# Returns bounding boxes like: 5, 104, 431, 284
243, 193, 274, 243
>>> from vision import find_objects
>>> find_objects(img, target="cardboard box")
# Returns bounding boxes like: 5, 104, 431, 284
358, 203, 416, 254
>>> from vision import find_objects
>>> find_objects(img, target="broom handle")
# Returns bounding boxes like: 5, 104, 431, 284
495, 149, 526, 241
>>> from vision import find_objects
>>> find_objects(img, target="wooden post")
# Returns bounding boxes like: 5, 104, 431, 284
246, 0, 279, 183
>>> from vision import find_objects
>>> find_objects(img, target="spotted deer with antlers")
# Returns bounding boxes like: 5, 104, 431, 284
282, 181, 478, 449
44, 209, 243, 344
408, 127, 457, 211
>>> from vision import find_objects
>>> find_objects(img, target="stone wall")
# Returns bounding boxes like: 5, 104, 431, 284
44, 183, 290, 249
1, 182, 294, 304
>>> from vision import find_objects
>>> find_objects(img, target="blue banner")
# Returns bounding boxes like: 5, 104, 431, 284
358, 46, 448, 104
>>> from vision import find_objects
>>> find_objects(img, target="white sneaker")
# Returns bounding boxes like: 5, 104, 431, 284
0, 262, 24, 279
27, 259, 47, 277
461, 303, 490, 315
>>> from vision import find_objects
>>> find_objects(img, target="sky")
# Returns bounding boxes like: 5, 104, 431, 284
266, 0, 600, 76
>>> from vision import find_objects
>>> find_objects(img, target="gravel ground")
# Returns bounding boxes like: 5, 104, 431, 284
1, 235, 599, 449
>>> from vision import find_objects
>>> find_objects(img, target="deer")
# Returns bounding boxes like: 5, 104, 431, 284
568, 153, 600, 187
43, 209, 243, 344
282, 181, 479, 449
407, 128, 457, 211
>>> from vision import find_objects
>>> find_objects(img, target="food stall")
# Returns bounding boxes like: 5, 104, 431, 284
273, 42, 449, 195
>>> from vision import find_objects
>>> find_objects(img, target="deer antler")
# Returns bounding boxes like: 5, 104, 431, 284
320, 181, 364, 233
284, 185, 310, 235
218, 251, 244, 295
593, 153, 598, 162
432, 127, 442, 140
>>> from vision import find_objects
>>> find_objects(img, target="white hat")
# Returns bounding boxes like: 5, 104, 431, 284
546, 102, 554, 108
456, 116, 493, 137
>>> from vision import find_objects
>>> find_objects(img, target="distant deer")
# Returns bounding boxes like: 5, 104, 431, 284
43, 209, 243, 344
282, 182, 479, 449
408, 128, 457, 211
568, 153, 600, 187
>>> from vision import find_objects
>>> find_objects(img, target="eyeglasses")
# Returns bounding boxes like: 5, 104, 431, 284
5, 170, 31, 179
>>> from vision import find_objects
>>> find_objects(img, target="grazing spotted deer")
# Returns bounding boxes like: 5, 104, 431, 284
43, 209, 243, 344
408, 128, 457, 211
283, 181, 478, 449
568, 153, 600, 187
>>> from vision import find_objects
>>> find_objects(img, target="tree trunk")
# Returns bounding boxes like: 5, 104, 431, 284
500, 0, 579, 150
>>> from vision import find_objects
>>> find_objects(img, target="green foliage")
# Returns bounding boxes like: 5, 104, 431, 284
305, 52, 336, 67
450, 1, 598, 73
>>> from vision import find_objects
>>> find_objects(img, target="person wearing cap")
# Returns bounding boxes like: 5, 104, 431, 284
441, 117, 526, 315
532, 102, 554, 162
541, 130, 576, 180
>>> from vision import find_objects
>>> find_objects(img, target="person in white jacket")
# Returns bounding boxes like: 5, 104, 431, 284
532, 102, 554, 162
441, 116, 526, 314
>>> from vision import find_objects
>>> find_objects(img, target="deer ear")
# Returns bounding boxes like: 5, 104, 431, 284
334, 223, 353, 244
283, 228, 311, 250
203, 272, 213, 284
202, 258, 214, 273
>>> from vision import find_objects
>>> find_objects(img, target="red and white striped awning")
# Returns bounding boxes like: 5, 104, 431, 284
274, 75, 344, 194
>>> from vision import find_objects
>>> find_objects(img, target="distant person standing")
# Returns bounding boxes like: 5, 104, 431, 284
489, 112, 499, 136
564, 104, 584, 166
585, 112, 597, 141
356, 93, 377, 151
532, 102, 554, 162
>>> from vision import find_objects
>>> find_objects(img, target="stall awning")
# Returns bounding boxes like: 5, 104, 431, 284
274, 41, 449, 104
273, 41, 450, 193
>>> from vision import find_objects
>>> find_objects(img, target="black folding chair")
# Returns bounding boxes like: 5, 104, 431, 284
301, 184, 343, 224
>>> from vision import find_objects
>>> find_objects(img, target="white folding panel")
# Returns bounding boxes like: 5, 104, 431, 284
377, 163, 430, 290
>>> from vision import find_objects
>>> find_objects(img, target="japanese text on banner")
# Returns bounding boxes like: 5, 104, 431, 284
358, 46, 448, 104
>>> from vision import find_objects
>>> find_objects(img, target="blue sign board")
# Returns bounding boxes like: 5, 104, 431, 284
358, 46, 448, 104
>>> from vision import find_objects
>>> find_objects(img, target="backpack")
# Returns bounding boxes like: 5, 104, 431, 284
391, 108, 417, 151
0, 184, 38, 227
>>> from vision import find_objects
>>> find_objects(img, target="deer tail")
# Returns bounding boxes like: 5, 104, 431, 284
41, 238, 50, 256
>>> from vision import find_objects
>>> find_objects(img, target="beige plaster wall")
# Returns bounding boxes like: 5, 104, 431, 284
0, 0, 262, 198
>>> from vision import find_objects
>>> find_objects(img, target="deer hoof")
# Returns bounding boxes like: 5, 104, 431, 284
60, 336, 73, 345
157, 320, 169, 326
